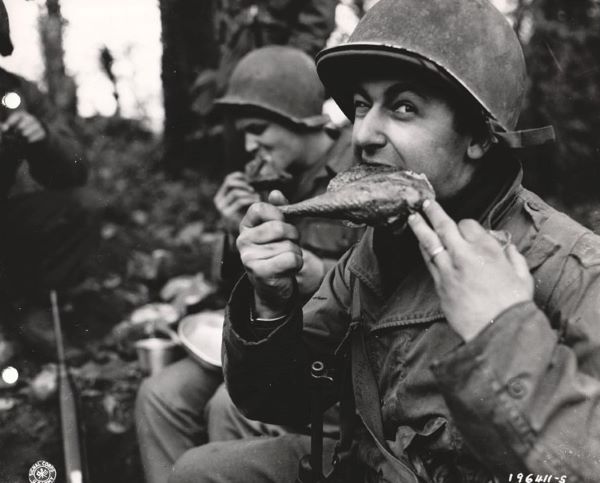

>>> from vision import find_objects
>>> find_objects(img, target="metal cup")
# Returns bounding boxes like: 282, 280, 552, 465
134, 338, 183, 376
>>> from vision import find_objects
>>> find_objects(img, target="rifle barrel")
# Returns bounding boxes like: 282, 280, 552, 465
50, 291, 86, 483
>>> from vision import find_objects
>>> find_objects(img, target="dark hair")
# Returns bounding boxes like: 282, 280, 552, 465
445, 89, 492, 142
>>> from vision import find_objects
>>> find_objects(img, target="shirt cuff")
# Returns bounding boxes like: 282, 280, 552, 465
226, 274, 301, 344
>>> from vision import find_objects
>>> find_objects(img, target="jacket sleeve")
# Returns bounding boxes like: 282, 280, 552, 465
287, 0, 337, 57
431, 232, 600, 481
219, 231, 245, 295
222, 246, 355, 427
19, 78, 87, 189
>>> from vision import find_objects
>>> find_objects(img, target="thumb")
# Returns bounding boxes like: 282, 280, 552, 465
300, 247, 317, 263
506, 244, 530, 280
267, 190, 289, 206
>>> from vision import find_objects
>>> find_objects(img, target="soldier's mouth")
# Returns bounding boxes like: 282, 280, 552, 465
358, 159, 402, 171
245, 156, 293, 192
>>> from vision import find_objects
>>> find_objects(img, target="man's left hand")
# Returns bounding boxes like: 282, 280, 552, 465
408, 200, 534, 342
2, 111, 47, 143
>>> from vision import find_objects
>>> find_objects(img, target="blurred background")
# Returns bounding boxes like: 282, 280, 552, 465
0, 0, 598, 482
3, 0, 162, 127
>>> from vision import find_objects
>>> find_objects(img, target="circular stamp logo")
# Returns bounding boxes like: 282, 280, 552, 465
28, 460, 57, 483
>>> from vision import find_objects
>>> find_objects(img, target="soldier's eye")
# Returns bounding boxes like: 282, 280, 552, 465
393, 102, 416, 115
353, 98, 370, 117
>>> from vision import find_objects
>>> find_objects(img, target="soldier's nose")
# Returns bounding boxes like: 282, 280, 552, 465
353, 109, 387, 151
245, 133, 259, 154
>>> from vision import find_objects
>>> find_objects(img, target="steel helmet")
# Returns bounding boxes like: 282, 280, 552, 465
316, 0, 554, 146
216, 46, 329, 128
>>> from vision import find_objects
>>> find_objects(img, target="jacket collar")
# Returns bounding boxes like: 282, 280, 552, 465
291, 127, 354, 202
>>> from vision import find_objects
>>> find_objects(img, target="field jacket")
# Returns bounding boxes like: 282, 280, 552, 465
223, 161, 600, 482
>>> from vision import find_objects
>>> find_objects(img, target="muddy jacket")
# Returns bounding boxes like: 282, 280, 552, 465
223, 159, 600, 482
0, 68, 87, 201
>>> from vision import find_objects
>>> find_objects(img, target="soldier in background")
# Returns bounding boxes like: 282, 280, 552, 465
0, 0, 98, 360
192, 0, 339, 170
136, 46, 363, 483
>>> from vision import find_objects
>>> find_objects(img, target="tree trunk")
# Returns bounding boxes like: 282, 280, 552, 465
159, 0, 219, 174
38, 0, 77, 114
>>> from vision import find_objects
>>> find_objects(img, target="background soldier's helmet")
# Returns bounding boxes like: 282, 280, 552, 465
216, 46, 329, 128
0, 0, 14, 56
316, 0, 526, 133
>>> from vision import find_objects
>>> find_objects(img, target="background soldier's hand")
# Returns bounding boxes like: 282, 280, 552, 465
2, 111, 47, 143
237, 190, 302, 318
214, 172, 261, 235
296, 248, 326, 299
408, 200, 534, 342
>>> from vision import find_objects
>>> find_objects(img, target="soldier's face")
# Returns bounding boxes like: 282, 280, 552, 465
351, 75, 488, 201
236, 116, 306, 176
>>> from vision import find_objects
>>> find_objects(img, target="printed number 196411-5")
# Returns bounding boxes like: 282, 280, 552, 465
508, 474, 567, 483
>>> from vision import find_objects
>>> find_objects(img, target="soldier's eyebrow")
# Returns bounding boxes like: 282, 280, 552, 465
353, 85, 371, 102
383, 82, 429, 104
352, 81, 431, 104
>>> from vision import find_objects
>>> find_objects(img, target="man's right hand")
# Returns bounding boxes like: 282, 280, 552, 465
214, 172, 261, 235
237, 191, 302, 318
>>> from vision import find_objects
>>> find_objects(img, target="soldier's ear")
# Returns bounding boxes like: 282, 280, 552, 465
466, 135, 492, 161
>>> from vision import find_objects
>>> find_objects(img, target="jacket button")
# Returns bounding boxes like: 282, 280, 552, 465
397, 366, 407, 381
507, 377, 527, 399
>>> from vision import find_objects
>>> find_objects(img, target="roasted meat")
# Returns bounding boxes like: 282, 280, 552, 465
279, 164, 435, 228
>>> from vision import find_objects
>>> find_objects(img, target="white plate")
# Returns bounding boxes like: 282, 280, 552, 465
177, 310, 224, 371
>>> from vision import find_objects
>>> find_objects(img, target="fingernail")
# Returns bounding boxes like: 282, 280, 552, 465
422, 200, 431, 209
408, 214, 417, 223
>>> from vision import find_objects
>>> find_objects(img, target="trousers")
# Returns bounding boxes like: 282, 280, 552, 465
170, 384, 337, 483
136, 357, 338, 483
135, 358, 224, 483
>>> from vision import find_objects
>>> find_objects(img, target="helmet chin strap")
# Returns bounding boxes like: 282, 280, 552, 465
487, 118, 556, 149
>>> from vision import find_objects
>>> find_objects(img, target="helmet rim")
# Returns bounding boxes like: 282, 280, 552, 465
215, 95, 329, 129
